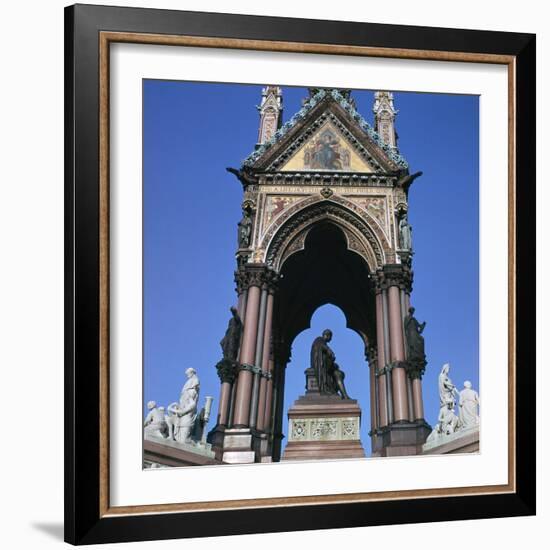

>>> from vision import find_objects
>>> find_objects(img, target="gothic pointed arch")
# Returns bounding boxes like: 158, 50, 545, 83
262, 195, 393, 272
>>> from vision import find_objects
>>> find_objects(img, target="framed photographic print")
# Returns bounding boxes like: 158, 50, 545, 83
64, 3, 536, 545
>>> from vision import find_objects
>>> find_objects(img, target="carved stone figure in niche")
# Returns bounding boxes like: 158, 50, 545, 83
220, 306, 243, 362
237, 206, 253, 249
398, 213, 413, 251
459, 381, 480, 428
404, 307, 426, 367
172, 368, 200, 443
310, 329, 351, 399
236, 253, 250, 270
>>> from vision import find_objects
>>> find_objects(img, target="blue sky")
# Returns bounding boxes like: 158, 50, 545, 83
143, 81, 479, 454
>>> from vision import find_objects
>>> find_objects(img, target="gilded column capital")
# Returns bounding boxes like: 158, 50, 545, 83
372, 264, 413, 293
234, 264, 280, 294
215, 359, 239, 384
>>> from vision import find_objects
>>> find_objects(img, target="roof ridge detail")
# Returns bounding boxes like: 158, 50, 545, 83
242, 88, 408, 169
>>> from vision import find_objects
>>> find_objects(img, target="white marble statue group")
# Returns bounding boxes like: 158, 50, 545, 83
144, 368, 213, 445
428, 363, 479, 442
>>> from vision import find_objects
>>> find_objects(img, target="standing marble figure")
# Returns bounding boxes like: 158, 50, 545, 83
459, 381, 480, 427
173, 367, 200, 443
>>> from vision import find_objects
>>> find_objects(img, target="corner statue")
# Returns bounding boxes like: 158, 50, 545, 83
172, 367, 200, 444
404, 307, 426, 368
310, 329, 351, 399
220, 306, 243, 362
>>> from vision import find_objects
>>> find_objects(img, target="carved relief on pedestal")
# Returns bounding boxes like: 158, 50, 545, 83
342, 419, 359, 439
288, 417, 360, 442
291, 420, 308, 440
311, 420, 338, 440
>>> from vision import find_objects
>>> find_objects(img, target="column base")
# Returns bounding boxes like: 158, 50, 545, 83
207, 424, 272, 463
371, 419, 432, 457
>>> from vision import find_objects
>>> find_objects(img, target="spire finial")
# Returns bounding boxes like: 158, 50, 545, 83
257, 86, 283, 145
373, 91, 398, 148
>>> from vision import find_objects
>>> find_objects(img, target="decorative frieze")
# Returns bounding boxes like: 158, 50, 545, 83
350, 196, 387, 229
258, 172, 397, 188
263, 194, 305, 228
288, 416, 360, 442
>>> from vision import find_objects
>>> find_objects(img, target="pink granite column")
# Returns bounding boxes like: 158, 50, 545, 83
375, 292, 388, 427
218, 292, 247, 427
233, 284, 261, 427
388, 285, 409, 422
256, 292, 274, 431
238, 289, 248, 320
369, 353, 377, 432
217, 382, 231, 426
263, 358, 275, 432
412, 378, 425, 420
400, 289, 415, 422
404, 291, 425, 420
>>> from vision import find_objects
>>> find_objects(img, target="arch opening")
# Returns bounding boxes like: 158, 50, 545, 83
273, 222, 376, 352
282, 304, 372, 454
270, 222, 377, 459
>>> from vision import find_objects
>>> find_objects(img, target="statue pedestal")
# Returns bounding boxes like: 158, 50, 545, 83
422, 424, 480, 455
282, 393, 366, 461
143, 433, 218, 467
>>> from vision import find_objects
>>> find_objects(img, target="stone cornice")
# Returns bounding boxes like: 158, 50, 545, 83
257, 172, 398, 188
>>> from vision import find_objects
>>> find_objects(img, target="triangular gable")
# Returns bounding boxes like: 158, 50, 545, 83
242, 89, 409, 171
279, 121, 375, 173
